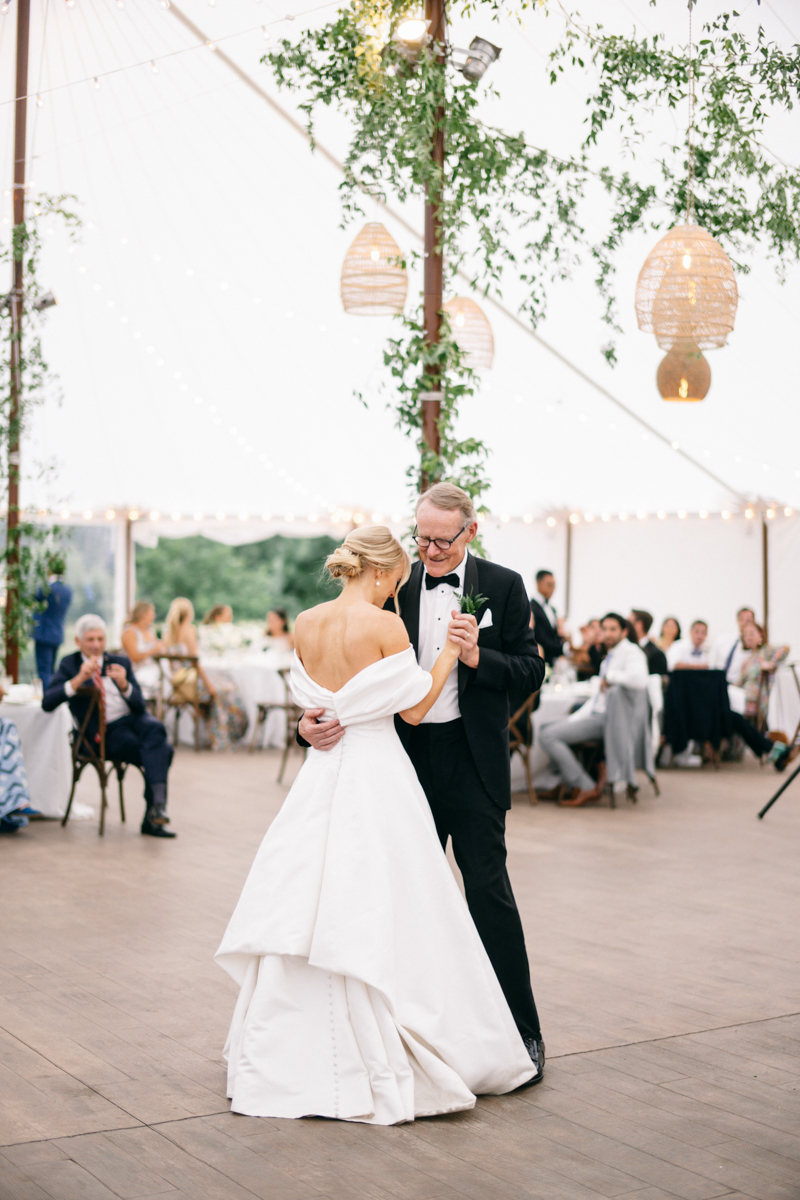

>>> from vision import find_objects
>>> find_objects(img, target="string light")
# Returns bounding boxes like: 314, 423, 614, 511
36, 95, 44, 108
150, 62, 158, 74
93, 77, 100, 90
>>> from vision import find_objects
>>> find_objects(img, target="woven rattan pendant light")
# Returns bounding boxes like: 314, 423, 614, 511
635, 224, 738, 350
340, 222, 408, 316
635, 4, 737, 399
443, 296, 494, 369
656, 340, 711, 402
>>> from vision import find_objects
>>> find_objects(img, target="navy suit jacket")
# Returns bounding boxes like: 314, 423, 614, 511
391, 554, 545, 810
32, 580, 73, 646
43, 651, 144, 740
530, 596, 563, 666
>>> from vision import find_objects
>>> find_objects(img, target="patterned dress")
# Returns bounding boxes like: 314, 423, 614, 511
0, 719, 32, 831
736, 645, 789, 725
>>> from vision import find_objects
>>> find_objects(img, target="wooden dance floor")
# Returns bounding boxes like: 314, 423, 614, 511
1, 749, 799, 1199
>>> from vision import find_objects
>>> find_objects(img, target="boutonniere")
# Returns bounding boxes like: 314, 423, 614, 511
454, 588, 488, 616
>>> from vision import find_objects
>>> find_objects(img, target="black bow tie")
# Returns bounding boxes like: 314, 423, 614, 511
425, 572, 460, 590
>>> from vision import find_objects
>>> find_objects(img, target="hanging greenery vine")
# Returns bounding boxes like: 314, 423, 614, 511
266, 2, 800, 509
0, 195, 81, 660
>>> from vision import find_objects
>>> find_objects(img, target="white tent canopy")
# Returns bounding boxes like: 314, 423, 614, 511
2, 0, 800, 649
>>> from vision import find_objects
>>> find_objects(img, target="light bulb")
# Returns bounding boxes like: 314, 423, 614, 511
678, 377, 689, 399
396, 18, 428, 43
66, 0, 75, 7
455, 314, 465, 327
1, 3, 10, 15
682, 253, 691, 268
262, 25, 270, 39
93, 76, 100, 89
36, 95, 44, 108
159, 0, 169, 8
370, 247, 380, 261
150, 61, 158, 73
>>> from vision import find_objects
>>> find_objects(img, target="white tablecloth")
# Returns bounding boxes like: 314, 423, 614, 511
0, 701, 72, 817
176, 649, 294, 748
768, 664, 800, 742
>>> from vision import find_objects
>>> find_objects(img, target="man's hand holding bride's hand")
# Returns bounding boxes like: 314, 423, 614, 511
299, 708, 345, 752
448, 611, 480, 669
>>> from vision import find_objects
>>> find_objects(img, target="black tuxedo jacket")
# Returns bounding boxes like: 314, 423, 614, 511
391, 554, 545, 810
641, 639, 668, 676
43, 651, 145, 739
530, 596, 563, 665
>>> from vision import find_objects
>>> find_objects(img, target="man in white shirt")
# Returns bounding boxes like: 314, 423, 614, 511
709, 606, 756, 682
539, 612, 649, 805
668, 620, 711, 671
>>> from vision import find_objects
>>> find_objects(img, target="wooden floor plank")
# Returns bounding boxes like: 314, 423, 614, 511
1, 751, 799, 1199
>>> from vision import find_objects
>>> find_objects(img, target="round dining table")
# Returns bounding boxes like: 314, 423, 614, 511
176, 648, 295, 748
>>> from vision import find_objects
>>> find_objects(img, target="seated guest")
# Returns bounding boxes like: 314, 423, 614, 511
42, 615, 176, 838
264, 607, 295, 650
530, 570, 566, 665
164, 599, 247, 752
736, 621, 789, 726
32, 553, 73, 688
539, 613, 649, 806
570, 618, 605, 679
668, 620, 710, 670
202, 604, 233, 626
121, 601, 163, 699
709, 606, 756, 681
629, 610, 668, 675
0, 685, 36, 833
728, 701, 791, 771
656, 616, 681, 656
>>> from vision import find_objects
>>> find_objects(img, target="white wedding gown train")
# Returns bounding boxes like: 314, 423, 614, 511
216, 648, 534, 1124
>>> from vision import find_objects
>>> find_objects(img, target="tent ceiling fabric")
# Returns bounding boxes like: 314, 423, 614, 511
2, 0, 799, 520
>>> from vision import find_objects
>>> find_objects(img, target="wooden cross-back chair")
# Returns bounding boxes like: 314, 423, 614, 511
509, 691, 540, 806
61, 687, 144, 836
154, 653, 203, 751
249, 667, 306, 783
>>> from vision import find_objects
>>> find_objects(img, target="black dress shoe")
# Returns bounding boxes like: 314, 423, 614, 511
772, 743, 791, 772
520, 1036, 545, 1086
141, 819, 177, 838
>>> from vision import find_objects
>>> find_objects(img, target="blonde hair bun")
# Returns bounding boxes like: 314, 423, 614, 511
324, 526, 412, 604
325, 545, 364, 579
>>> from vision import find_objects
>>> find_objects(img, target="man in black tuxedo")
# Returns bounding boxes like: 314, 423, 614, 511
629, 610, 668, 675
43, 614, 176, 838
299, 484, 547, 1081
530, 570, 565, 666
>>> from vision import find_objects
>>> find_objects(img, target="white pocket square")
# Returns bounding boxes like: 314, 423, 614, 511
478, 608, 493, 630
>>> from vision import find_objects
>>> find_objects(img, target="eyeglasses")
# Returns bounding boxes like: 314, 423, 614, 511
411, 524, 469, 552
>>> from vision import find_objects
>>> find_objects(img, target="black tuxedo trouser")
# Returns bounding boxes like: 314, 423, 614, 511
400, 717, 541, 1041
103, 714, 174, 808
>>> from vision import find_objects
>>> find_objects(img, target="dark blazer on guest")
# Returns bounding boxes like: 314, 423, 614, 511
32, 579, 73, 646
641, 639, 668, 676
530, 596, 563, 665
391, 554, 546, 811
43, 651, 145, 741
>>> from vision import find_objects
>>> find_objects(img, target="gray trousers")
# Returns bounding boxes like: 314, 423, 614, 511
538, 714, 605, 791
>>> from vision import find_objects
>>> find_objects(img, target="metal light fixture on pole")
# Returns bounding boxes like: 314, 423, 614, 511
6, 0, 30, 683
421, 0, 445, 483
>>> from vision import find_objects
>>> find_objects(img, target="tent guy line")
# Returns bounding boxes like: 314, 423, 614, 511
165, 1, 751, 507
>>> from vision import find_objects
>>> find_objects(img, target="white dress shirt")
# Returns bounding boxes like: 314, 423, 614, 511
417, 553, 467, 724
64, 656, 132, 724
709, 634, 746, 682
668, 639, 710, 670
587, 637, 648, 715
537, 593, 558, 628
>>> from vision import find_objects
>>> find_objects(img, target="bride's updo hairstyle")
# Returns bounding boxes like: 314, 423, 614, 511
325, 526, 411, 611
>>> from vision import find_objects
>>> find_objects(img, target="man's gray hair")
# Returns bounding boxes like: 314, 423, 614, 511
415, 482, 476, 524
75, 613, 107, 639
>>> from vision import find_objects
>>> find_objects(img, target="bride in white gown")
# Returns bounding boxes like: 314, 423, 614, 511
216, 525, 535, 1124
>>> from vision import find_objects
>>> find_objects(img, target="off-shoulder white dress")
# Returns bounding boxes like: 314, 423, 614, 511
216, 647, 533, 1124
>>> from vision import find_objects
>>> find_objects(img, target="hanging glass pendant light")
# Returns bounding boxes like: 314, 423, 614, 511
443, 296, 494, 368
340, 223, 408, 316
656, 340, 711, 402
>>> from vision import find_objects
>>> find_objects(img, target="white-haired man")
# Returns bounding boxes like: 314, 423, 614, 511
43, 614, 175, 838
299, 482, 548, 1082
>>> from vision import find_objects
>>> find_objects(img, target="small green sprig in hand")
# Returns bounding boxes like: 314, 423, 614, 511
454, 589, 488, 616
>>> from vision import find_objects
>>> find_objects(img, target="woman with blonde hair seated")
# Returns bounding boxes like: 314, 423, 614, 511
121, 600, 163, 699
163, 598, 246, 751
216, 524, 537, 1125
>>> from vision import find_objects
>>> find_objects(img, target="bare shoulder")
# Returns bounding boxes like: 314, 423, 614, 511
375, 609, 410, 656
